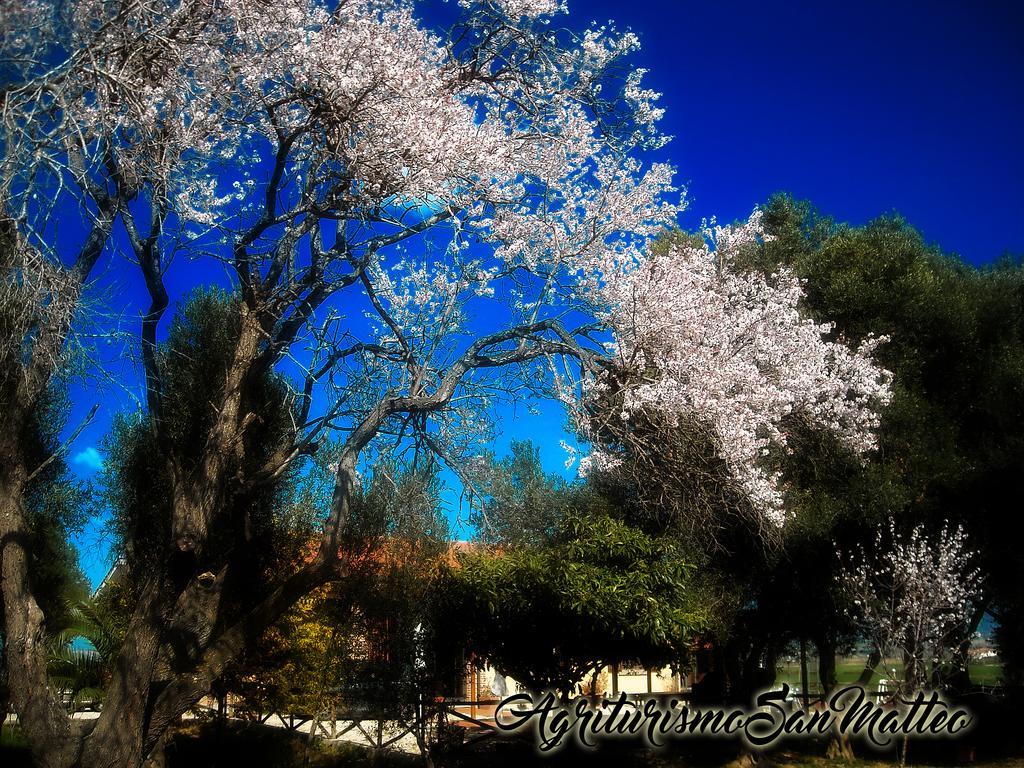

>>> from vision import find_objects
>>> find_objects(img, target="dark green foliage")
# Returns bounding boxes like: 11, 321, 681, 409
739, 195, 1024, 687
466, 440, 571, 548
2, 378, 90, 634
438, 441, 706, 697
431, 510, 705, 697
101, 289, 317, 589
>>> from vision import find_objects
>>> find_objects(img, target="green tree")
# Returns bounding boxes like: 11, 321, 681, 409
582, 199, 1022, 714
742, 195, 1024, 691
94, 290, 324, 751
467, 440, 571, 548
222, 462, 451, 748
431, 509, 705, 699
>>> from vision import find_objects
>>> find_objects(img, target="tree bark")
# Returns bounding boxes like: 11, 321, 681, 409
856, 648, 882, 686
0, 439, 79, 768
947, 600, 989, 693
799, 637, 810, 709
77, 575, 172, 768
816, 633, 837, 693
816, 633, 854, 760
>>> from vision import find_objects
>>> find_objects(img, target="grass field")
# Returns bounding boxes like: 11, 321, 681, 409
775, 655, 1004, 692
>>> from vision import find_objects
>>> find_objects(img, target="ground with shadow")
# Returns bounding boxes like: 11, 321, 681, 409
3, 698, 1023, 768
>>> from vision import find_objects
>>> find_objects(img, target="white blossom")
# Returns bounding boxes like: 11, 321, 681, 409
575, 212, 893, 525
838, 520, 983, 690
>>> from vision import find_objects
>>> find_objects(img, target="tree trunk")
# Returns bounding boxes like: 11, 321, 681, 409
722, 642, 743, 704
947, 601, 988, 693
856, 648, 882, 686
799, 637, 810, 709
77, 575, 172, 768
816, 634, 837, 693
816, 633, 854, 760
140, 731, 169, 768
0, 442, 80, 768
825, 732, 855, 761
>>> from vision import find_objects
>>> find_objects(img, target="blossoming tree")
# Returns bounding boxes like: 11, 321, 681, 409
572, 215, 892, 535
838, 521, 984, 692
1, 1, 889, 766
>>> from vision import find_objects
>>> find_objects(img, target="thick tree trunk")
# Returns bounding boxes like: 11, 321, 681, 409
72, 559, 331, 768
722, 642, 744, 703
825, 733, 855, 761
2, 278, 379, 768
0, 444, 80, 768
816, 634, 837, 693
77, 321, 265, 768
171, 314, 261, 555
799, 637, 810, 709
77, 576, 171, 768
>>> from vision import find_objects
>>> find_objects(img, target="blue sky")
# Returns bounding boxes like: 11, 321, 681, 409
579, 0, 1024, 266
66, 0, 1024, 587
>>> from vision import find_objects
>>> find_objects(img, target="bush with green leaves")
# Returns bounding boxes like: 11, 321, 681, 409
432, 510, 706, 698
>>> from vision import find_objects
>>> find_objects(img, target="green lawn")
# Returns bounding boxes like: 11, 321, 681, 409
774, 656, 1004, 692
